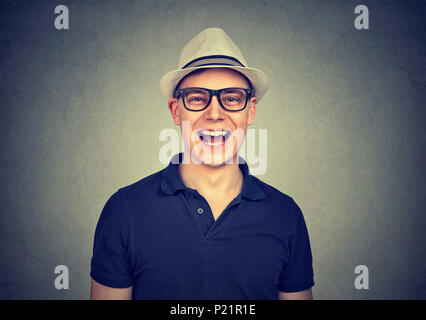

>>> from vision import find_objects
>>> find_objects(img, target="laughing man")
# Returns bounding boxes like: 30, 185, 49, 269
90, 28, 314, 300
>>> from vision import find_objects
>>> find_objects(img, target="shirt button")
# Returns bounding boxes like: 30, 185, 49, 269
197, 207, 204, 214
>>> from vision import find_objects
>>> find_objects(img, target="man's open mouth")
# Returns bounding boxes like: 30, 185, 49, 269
196, 129, 232, 146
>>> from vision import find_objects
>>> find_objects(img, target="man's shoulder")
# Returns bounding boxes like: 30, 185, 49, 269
115, 167, 166, 200
250, 175, 307, 227
251, 175, 294, 202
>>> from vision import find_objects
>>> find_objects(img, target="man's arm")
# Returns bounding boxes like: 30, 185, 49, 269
278, 288, 313, 300
90, 278, 133, 300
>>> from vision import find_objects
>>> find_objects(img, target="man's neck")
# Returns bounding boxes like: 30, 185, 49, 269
178, 158, 243, 198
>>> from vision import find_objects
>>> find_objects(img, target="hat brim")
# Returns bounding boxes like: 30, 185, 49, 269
160, 65, 269, 103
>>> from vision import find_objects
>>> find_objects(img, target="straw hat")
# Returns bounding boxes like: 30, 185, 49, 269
160, 28, 269, 102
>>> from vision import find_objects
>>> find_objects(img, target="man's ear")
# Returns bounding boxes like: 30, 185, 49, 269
247, 96, 257, 126
168, 97, 181, 125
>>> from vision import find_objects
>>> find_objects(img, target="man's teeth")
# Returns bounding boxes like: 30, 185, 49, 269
198, 130, 230, 145
199, 130, 228, 137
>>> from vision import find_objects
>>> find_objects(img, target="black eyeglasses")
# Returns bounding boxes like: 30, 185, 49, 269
174, 87, 253, 112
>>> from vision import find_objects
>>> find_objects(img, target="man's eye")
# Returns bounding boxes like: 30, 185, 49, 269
224, 96, 241, 103
188, 96, 206, 103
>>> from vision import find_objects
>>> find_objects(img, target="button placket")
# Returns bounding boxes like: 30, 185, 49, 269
204, 195, 243, 240
187, 190, 214, 236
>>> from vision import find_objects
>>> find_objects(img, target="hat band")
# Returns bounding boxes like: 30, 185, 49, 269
182, 55, 245, 69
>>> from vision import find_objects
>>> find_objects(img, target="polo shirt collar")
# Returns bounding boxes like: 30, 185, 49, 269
161, 153, 187, 195
161, 153, 265, 201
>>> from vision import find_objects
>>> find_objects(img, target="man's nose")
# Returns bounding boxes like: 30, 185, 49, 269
204, 95, 225, 120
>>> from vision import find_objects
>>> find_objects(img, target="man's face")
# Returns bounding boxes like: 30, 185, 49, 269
168, 68, 256, 167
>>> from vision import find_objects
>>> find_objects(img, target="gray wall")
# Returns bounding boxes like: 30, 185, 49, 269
1, 0, 425, 299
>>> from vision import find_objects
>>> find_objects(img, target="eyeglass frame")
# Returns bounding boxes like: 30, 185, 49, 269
174, 87, 253, 112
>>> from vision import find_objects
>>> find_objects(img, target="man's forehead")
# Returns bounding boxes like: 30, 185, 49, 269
178, 68, 252, 88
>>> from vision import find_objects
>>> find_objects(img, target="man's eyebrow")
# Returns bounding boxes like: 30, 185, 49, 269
184, 88, 207, 93
222, 88, 247, 92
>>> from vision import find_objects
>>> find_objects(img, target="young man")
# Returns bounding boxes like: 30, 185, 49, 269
90, 28, 314, 300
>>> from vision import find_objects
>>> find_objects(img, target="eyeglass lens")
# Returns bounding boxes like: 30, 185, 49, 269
183, 88, 247, 111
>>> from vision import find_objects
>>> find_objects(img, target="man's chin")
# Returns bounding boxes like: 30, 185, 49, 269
188, 151, 238, 167
200, 158, 228, 168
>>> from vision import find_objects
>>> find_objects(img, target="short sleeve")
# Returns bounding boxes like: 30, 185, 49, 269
90, 190, 133, 288
278, 200, 314, 292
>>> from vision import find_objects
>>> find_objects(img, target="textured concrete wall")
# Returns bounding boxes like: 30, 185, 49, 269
1, 0, 425, 299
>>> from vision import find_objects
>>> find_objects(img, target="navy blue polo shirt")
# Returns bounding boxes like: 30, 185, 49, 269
90, 153, 314, 299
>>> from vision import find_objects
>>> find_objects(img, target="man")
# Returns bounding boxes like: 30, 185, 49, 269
90, 28, 314, 300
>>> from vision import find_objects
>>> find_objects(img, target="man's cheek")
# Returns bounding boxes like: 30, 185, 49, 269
180, 120, 200, 148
